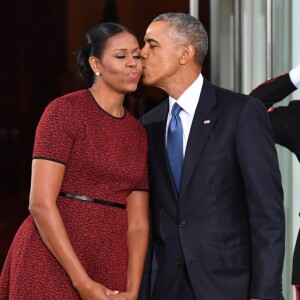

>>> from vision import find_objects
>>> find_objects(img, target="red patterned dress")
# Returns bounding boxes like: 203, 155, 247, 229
0, 90, 149, 299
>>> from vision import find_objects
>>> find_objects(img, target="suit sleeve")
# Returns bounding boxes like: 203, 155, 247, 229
267, 102, 300, 162
235, 97, 285, 299
250, 73, 297, 108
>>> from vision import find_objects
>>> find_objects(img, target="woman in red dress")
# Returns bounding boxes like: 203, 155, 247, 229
0, 23, 149, 300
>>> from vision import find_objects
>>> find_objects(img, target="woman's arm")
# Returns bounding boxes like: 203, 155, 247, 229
29, 159, 116, 299
126, 191, 149, 297
110, 191, 149, 300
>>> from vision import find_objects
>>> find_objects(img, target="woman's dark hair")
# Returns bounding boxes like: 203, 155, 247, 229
77, 22, 132, 85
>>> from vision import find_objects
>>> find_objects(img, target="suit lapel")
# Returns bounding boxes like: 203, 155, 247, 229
180, 79, 218, 195
151, 101, 179, 204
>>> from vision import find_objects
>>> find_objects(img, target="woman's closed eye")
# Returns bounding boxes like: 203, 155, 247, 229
116, 54, 126, 59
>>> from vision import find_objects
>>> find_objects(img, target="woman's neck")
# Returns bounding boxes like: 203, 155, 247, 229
89, 84, 125, 118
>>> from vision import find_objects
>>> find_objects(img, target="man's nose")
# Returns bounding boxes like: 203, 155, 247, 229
140, 46, 147, 59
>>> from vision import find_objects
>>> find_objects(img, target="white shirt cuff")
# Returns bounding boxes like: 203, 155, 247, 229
289, 63, 300, 89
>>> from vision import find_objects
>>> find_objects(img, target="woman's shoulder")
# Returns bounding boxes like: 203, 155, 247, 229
44, 90, 90, 114
36, 90, 91, 130
51, 89, 89, 106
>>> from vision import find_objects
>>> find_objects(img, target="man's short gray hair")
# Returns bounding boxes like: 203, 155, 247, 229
153, 13, 208, 67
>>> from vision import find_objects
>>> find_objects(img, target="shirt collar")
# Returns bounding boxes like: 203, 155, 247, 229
169, 73, 203, 117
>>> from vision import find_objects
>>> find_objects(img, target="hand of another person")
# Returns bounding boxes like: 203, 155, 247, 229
107, 290, 138, 300
290, 62, 300, 89
76, 278, 119, 300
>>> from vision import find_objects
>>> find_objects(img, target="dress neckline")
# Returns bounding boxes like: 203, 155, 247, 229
86, 89, 126, 120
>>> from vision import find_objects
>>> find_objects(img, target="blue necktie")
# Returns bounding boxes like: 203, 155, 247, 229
167, 102, 183, 192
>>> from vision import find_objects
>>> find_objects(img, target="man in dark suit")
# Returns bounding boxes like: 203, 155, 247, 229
139, 13, 285, 300
250, 63, 300, 298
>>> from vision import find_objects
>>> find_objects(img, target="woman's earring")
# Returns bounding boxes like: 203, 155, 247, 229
95, 72, 100, 76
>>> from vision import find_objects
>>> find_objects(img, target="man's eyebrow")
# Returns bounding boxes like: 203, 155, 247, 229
146, 38, 160, 44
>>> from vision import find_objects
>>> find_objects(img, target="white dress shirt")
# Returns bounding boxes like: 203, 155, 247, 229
166, 73, 203, 158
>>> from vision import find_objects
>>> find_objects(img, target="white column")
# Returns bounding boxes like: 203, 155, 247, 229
189, 0, 199, 19
290, 1, 300, 299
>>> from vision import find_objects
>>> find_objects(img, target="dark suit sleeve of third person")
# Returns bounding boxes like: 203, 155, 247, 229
250, 72, 297, 108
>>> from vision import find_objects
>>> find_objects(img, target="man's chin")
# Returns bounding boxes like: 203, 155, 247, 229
142, 76, 154, 86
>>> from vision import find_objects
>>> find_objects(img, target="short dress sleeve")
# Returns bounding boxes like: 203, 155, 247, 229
33, 97, 76, 165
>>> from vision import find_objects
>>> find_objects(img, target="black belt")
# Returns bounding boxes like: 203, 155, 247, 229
59, 192, 126, 210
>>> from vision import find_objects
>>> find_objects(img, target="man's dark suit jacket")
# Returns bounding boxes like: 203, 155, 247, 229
140, 78, 285, 300
251, 73, 300, 285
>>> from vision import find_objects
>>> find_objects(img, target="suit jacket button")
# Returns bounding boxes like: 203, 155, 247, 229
177, 259, 183, 267
179, 220, 186, 228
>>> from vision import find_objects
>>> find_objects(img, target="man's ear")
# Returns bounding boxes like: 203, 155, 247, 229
179, 44, 195, 65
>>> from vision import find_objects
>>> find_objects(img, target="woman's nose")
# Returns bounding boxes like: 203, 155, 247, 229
127, 57, 138, 67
